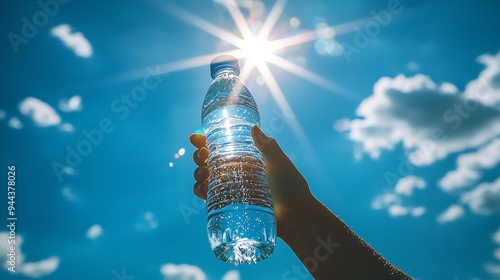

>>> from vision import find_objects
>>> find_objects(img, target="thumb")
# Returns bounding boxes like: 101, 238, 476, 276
251, 126, 288, 168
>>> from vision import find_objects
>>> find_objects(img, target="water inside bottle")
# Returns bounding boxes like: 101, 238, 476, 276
207, 204, 276, 264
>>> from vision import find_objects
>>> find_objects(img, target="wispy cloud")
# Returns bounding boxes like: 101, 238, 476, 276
485, 263, 500, 277
395, 175, 426, 196
439, 139, 500, 192
411, 206, 426, 217
160, 263, 206, 280
493, 228, 500, 245
461, 177, 500, 215
0, 232, 25, 269
221, 270, 240, 280
343, 52, 500, 166
59, 95, 83, 112
371, 176, 426, 218
388, 204, 409, 217
464, 52, 500, 107
407, 61, 420, 71
135, 212, 158, 230
19, 97, 61, 127
0, 232, 59, 278
372, 193, 400, 210
8, 117, 23, 129
62, 186, 77, 201
22, 257, 60, 278
60, 122, 75, 132
51, 24, 92, 58
437, 204, 464, 224
86, 224, 103, 239
0, 109, 5, 120
484, 227, 500, 278
494, 248, 500, 261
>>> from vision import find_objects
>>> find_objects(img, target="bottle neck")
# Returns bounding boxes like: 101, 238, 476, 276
213, 68, 239, 79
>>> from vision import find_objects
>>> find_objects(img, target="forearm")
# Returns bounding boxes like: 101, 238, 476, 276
280, 195, 411, 280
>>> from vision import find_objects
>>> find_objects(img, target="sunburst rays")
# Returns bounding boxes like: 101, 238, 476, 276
119, 0, 365, 163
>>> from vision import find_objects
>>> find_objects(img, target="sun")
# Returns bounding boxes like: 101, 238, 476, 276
240, 35, 274, 69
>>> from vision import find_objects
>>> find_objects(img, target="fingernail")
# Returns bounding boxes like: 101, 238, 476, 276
194, 183, 202, 196
253, 126, 269, 147
201, 182, 208, 196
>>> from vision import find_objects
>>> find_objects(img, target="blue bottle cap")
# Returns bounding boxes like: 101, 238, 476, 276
210, 55, 240, 79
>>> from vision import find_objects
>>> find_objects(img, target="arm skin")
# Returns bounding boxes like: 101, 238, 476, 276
189, 126, 411, 280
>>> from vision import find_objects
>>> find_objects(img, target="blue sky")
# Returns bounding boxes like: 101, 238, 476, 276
1, 0, 500, 279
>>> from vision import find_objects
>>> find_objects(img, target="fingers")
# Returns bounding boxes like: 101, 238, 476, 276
193, 147, 208, 166
193, 181, 208, 200
193, 166, 209, 200
194, 166, 209, 182
189, 133, 206, 149
190, 134, 209, 200
251, 125, 287, 167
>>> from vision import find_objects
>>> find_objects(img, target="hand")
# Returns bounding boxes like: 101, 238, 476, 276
189, 125, 314, 239
190, 126, 411, 279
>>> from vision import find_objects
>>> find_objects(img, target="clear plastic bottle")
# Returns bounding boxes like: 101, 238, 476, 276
202, 55, 276, 265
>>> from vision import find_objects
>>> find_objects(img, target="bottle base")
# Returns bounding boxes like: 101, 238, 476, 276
213, 239, 274, 265
207, 204, 276, 265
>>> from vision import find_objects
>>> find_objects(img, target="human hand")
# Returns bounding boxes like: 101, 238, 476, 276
189, 125, 314, 238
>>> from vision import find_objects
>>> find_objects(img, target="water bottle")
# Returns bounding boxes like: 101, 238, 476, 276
202, 55, 276, 265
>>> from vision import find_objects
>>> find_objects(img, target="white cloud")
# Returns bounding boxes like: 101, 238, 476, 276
59, 95, 82, 112
493, 229, 500, 245
136, 212, 158, 230
60, 166, 75, 177
388, 204, 409, 217
22, 257, 60, 278
221, 270, 240, 280
51, 24, 92, 58
394, 175, 426, 196
411, 206, 426, 217
19, 97, 61, 127
333, 118, 351, 132
86, 224, 103, 239
345, 52, 500, 166
494, 248, 500, 261
145, 212, 158, 229
440, 82, 459, 94
0, 232, 58, 278
160, 263, 206, 280
437, 205, 464, 223
461, 177, 500, 215
62, 186, 76, 201
60, 123, 75, 132
371, 176, 426, 218
0, 109, 6, 120
464, 52, 500, 107
371, 193, 400, 210
439, 139, 500, 192
0, 232, 25, 270
8, 117, 23, 129
485, 263, 500, 277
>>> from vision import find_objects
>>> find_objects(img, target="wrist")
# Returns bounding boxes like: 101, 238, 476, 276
277, 192, 318, 241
